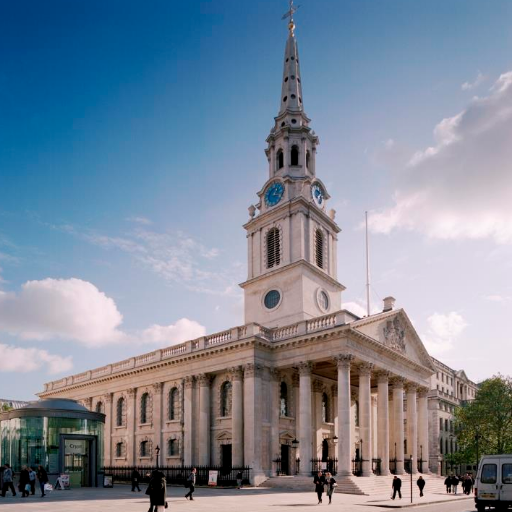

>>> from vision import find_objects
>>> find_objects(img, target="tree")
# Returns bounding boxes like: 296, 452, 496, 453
454, 375, 512, 459
1, 403, 13, 412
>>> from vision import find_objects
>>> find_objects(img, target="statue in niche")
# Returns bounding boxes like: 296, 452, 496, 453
383, 316, 406, 354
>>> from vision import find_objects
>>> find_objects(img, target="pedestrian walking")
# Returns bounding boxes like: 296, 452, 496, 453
444, 475, 451, 493
146, 470, 167, 512
37, 465, 48, 497
313, 471, 325, 504
185, 467, 197, 501
19, 466, 30, 497
416, 475, 425, 497
324, 472, 337, 505
452, 475, 459, 495
391, 475, 402, 500
131, 468, 141, 492
1, 463, 16, 497
236, 470, 243, 489
28, 467, 36, 495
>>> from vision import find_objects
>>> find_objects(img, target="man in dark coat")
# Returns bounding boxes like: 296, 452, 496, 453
417, 475, 425, 497
444, 475, 451, 493
313, 471, 326, 504
37, 466, 48, 497
19, 466, 30, 497
131, 468, 141, 492
146, 470, 167, 512
391, 475, 402, 500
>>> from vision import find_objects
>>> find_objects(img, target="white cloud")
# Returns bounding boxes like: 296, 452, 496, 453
369, 71, 512, 244
126, 216, 153, 225
0, 278, 125, 347
0, 343, 73, 374
482, 294, 511, 302
461, 71, 486, 91
343, 300, 382, 318
421, 312, 467, 356
140, 318, 206, 346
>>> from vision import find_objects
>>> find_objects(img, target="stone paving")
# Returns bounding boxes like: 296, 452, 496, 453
0, 485, 475, 512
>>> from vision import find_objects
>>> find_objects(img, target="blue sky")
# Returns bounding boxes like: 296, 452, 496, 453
1, 0, 512, 399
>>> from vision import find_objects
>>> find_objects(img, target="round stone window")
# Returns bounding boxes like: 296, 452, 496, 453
317, 290, 329, 312
264, 290, 281, 310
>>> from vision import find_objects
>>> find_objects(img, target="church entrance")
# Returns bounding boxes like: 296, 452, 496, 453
221, 444, 232, 470
280, 444, 290, 475
322, 439, 329, 461
60, 434, 98, 487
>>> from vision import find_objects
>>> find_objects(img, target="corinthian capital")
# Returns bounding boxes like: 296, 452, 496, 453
184, 376, 195, 389
127, 388, 137, 398
229, 366, 244, 381
244, 363, 263, 378
374, 370, 391, 383
152, 382, 164, 393
357, 362, 374, 376
390, 376, 407, 389
333, 354, 354, 369
197, 373, 211, 387
297, 361, 313, 376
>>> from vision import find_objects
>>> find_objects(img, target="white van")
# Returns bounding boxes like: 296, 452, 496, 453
475, 454, 512, 511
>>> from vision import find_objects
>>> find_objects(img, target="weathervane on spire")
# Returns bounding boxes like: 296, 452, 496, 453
281, 0, 300, 35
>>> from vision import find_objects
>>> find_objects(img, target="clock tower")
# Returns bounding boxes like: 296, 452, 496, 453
240, 15, 345, 327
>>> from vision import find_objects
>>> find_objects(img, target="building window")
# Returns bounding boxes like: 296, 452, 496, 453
445, 438, 449, 454
116, 397, 125, 427
280, 382, 289, 417
290, 145, 299, 166
168, 438, 179, 457
140, 440, 148, 458
115, 442, 123, 458
220, 381, 232, 417
140, 392, 149, 424
322, 392, 330, 423
445, 419, 448, 431
318, 290, 329, 311
264, 289, 281, 309
315, 229, 324, 269
440, 418, 443, 431
306, 150, 310, 169
277, 149, 284, 170
266, 227, 281, 268
95, 401, 104, 414
168, 387, 179, 421
440, 439, 443, 454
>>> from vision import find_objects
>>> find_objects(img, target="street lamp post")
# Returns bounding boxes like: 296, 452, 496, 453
420, 445, 423, 473
475, 431, 481, 473
360, 439, 364, 476
292, 438, 299, 475
410, 455, 414, 504
155, 445, 160, 469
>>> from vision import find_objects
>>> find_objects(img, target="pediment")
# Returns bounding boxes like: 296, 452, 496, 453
280, 431, 295, 441
216, 430, 232, 441
351, 309, 435, 371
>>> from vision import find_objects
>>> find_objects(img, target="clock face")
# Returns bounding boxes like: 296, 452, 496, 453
311, 183, 324, 207
265, 181, 285, 207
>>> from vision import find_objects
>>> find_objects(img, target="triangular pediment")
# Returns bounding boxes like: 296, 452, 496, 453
216, 430, 232, 441
350, 309, 435, 371
456, 369, 469, 381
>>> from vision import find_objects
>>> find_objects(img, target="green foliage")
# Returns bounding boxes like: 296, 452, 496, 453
454, 374, 512, 457
1, 403, 13, 412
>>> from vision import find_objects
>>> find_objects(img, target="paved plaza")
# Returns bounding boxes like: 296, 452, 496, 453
0, 485, 475, 512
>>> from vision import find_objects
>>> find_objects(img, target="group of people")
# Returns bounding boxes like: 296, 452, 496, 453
0, 463, 49, 498
444, 473, 474, 495
313, 471, 337, 504
391, 475, 426, 499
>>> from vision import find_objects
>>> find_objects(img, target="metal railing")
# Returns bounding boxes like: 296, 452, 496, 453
372, 458, 381, 475
310, 458, 338, 475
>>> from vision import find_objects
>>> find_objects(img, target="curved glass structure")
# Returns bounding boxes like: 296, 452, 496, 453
0, 399, 104, 487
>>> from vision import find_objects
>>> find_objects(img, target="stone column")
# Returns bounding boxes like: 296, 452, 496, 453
392, 377, 406, 474
417, 387, 430, 473
244, 363, 264, 483
270, 368, 281, 475
376, 371, 390, 476
332, 384, 338, 448
313, 379, 324, 458
103, 393, 113, 466
388, 391, 395, 461
183, 376, 194, 465
298, 361, 313, 476
198, 374, 211, 465
231, 366, 244, 467
334, 354, 354, 476
406, 383, 418, 473
152, 383, 163, 466
292, 372, 300, 473
358, 363, 374, 476
127, 388, 137, 465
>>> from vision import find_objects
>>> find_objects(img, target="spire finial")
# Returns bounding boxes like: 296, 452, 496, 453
281, 1, 300, 35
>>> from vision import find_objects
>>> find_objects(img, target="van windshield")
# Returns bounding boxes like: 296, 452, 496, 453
481, 464, 497, 484
503, 464, 512, 484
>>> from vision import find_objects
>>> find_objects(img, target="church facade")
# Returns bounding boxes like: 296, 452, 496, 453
39, 19, 442, 485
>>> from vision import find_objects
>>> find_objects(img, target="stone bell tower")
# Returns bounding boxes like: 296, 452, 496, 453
240, 13, 345, 328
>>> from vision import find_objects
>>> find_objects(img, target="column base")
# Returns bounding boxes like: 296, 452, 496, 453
338, 469, 352, 477
380, 469, 390, 476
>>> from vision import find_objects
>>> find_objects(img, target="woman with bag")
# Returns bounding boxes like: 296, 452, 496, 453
37, 466, 49, 497
146, 470, 168, 512
325, 472, 337, 505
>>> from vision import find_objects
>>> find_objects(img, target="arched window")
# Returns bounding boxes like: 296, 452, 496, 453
140, 392, 149, 424
220, 381, 232, 417
440, 438, 443, 454
115, 442, 123, 458
280, 382, 289, 417
168, 387, 179, 421
445, 438, 449, 454
277, 149, 284, 170
290, 145, 299, 166
315, 229, 324, 269
306, 150, 311, 169
116, 397, 125, 427
95, 401, 103, 414
168, 438, 179, 456
322, 392, 330, 423
266, 227, 281, 268
140, 440, 148, 457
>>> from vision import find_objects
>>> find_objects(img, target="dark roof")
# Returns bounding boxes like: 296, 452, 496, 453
23, 398, 89, 412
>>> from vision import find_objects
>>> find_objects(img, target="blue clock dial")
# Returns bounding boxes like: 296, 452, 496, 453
311, 183, 324, 207
265, 182, 285, 207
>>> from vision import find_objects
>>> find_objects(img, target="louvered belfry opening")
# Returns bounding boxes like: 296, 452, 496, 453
315, 229, 324, 269
267, 227, 281, 268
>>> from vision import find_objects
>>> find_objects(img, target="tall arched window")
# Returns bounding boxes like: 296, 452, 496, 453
116, 397, 125, 427
220, 381, 232, 417
277, 149, 284, 170
140, 440, 148, 457
315, 229, 324, 269
266, 227, 281, 268
445, 438, 449, 454
322, 392, 330, 423
290, 145, 299, 166
168, 387, 179, 421
95, 401, 104, 414
306, 150, 311, 169
280, 382, 289, 417
115, 442, 123, 458
440, 438, 443, 454
168, 438, 179, 457
140, 393, 149, 424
